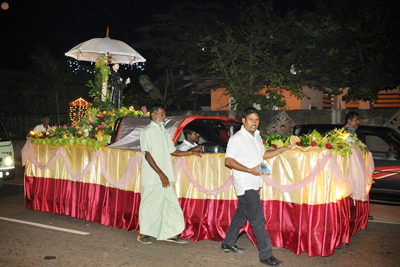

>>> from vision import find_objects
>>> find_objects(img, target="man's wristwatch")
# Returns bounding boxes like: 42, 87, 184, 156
279, 148, 282, 154
248, 168, 251, 173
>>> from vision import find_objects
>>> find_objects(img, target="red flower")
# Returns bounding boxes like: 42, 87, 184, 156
326, 143, 333, 149
311, 141, 317, 146
92, 134, 96, 139
296, 142, 302, 146
47, 136, 51, 139
263, 140, 266, 145
40, 136, 45, 139
99, 113, 104, 118
77, 134, 82, 138
338, 145, 343, 149
98, 125, 104, 129
272, 144, 277, 149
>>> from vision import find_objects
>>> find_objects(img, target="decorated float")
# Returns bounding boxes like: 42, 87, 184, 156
23, 35, 374, 256
23, 108, 374, 257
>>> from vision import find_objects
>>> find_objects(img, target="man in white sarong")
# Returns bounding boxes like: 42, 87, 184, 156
137, 106, 201, 244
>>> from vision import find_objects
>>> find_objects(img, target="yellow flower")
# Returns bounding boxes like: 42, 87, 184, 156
62, 133, 69, 138
103, 111, 107, 114
129, 106, 134, 111
96, 132, 103, 142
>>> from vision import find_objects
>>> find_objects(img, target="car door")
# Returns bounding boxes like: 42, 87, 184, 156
357, 131, 400, 204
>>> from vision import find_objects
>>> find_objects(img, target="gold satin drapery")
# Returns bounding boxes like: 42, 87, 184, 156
24, 144, 371, 205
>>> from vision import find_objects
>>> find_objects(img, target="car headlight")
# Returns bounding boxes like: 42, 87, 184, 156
4, 156, 13, 166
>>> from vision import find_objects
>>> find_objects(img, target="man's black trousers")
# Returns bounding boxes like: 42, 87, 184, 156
222, 189, 273, 261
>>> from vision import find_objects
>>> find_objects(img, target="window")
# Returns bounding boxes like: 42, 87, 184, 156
365, 135, 390, 152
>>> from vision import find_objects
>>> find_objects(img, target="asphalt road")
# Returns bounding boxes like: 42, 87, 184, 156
1, 157, 400, 267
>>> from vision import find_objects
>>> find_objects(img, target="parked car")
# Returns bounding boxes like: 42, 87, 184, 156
109, 115, 242, 153
293, 124, 400, 205
0, 119, 15, 190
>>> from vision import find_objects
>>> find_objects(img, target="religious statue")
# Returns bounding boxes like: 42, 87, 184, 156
109, 64, 130, 108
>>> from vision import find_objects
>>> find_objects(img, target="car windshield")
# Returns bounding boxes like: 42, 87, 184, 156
184, 119, 241, 146
0, 120, 10, 141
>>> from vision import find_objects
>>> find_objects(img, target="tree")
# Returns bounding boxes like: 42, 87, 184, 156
290, 0, 400, 102
204, 1, 304, 111
28, 47, 65, 114
134, 2, 224, 111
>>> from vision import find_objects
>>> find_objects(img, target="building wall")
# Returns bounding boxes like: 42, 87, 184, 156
210, 86, 400, 111
300, 86, 323, 110
210, 88, 230, 111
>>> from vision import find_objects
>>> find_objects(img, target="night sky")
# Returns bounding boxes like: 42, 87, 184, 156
0, 0, 173, 70
0, 0, 317, 71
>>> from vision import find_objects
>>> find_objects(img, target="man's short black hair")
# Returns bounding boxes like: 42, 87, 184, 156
183, 129, 195, 139
242, 107, 260, 119
149, 106, 164, 116
345, 111, 359, 123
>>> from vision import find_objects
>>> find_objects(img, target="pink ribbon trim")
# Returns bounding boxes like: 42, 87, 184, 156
21, 140, 141, 190
22, 140, 373, 199
173, 154, 351, 196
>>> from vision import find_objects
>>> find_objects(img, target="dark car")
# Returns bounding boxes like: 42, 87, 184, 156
293, 124, 400, 204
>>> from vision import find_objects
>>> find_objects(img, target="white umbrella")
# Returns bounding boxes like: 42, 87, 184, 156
65, 37, 146, 65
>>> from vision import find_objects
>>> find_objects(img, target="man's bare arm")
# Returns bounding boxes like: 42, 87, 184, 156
263, 145, 293, 160
144, 151, 170, 187
171, 150, 202, 157
225, 157, 260, 176
188, 145, 202, 152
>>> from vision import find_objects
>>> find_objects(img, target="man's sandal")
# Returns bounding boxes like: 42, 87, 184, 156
166, 236, 188, 244
137, 235, 152, 245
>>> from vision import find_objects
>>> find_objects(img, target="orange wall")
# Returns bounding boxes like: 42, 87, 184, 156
211, 87, 305, 110
211, 88, 230, 110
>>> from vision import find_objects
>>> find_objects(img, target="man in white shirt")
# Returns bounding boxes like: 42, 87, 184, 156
177, 129, 202, 152
33, 116, 51, 132
221, 107, 292, 266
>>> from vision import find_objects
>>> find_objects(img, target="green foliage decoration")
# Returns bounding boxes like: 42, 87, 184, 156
30, 106, 150, 150
262, 128, 367, 157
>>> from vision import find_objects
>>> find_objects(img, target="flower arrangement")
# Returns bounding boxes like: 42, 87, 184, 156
263, 128, 367, 156
30, 106, 150, 150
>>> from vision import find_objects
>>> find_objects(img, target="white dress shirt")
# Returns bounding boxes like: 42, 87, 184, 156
33, 124, 51, 132
177, 139, 198, 151
225, 125, 265, 196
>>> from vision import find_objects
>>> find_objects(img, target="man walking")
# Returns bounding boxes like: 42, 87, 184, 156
137, 106, 201, 244
222, 107, 291, 266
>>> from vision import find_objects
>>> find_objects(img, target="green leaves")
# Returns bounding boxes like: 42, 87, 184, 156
205, 1, 304, 111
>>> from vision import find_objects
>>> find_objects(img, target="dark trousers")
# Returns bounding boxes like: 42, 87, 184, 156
222, 189, 273, 261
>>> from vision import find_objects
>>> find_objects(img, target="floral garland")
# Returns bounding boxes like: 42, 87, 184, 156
263, 128, 368, 156
30, 106, 150, 150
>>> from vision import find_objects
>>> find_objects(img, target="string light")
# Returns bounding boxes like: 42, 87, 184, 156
67, 59, 146, 74
69, 97, 91, 123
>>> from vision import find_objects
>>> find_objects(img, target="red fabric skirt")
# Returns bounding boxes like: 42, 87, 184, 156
25, 176, 368, 257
